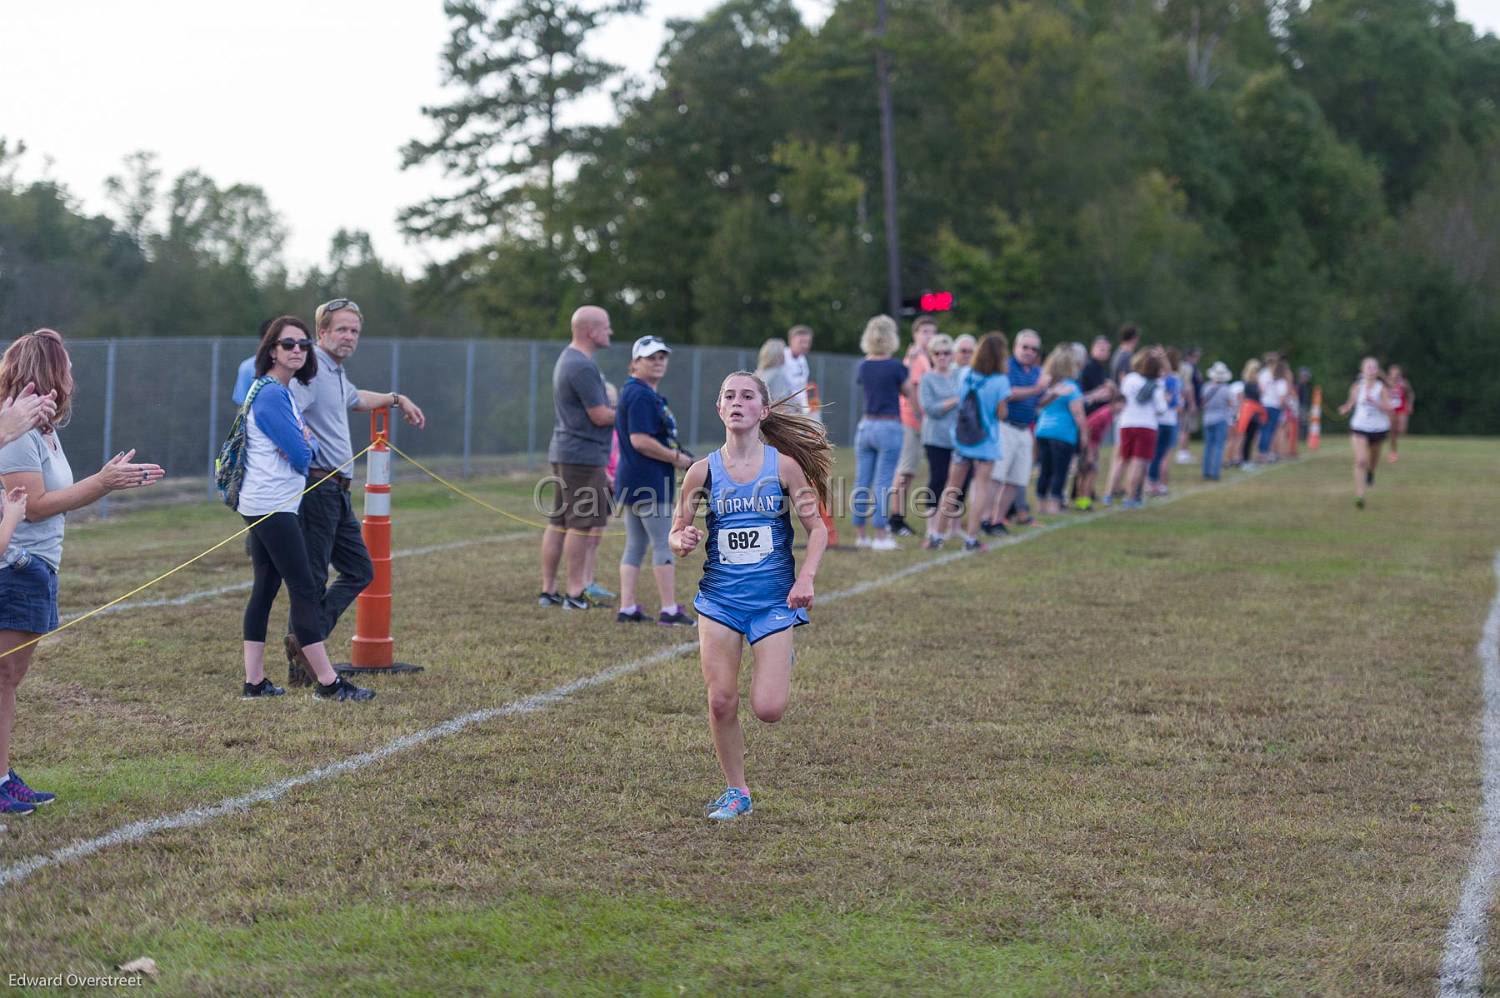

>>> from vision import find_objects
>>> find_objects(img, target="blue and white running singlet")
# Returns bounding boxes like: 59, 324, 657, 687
693, 444, 809, 644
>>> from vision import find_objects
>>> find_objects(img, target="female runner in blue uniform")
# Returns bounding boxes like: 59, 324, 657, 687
670, 371, 832, 821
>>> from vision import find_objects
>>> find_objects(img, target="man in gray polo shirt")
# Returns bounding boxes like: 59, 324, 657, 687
538, 305, 614, 610
285, 297, 427, 683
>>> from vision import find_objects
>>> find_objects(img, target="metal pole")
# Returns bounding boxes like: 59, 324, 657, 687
526, 341, 540, 470
815, 354, 828, 429
848, 361, 860, 447
462, 340, 476, 478
387, 340, 401, 448
689, 349, 702, 451
207, 339, 221, 498
875, 0, 902, 318
100, 340, 117, 519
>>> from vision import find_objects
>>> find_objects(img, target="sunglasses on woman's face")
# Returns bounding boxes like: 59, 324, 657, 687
277, 339, 312, 351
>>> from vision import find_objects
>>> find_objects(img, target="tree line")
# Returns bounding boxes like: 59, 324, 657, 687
2, 0, 1497, 432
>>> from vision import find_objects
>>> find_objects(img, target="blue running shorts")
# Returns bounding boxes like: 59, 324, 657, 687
693, 594, 808, 645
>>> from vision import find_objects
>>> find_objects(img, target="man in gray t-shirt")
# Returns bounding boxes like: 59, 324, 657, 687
539, 306, 615, 609
548, 343, 612, 466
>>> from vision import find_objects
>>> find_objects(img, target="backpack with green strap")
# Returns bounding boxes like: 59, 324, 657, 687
214, 375, 275, 509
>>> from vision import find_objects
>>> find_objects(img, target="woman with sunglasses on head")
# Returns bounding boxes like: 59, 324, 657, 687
238, 317, 373, 702
0, 329, 164, 819
670, 371, 831, 821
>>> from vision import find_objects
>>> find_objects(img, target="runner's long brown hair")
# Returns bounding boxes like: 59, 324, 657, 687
720, 371, 833, 509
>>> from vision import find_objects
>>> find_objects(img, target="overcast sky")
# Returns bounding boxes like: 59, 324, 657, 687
1, 0, 1492, 278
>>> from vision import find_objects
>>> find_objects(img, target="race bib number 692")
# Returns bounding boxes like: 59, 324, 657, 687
717, 525, 772, 565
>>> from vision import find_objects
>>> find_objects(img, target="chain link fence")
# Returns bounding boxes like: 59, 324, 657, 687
64, 338, 868, 509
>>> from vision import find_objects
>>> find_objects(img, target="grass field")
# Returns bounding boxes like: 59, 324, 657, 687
0, 438, 1495, 995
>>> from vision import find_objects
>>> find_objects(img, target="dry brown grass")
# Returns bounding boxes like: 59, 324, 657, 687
0, 439, 1493, 994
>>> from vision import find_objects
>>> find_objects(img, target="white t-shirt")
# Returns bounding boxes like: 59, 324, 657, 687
1119, 372, 1167, 430
238, 384, 314, 517
1258, 369, 1287, 408
1350, 379, 1391, 433
782, 347, 811, 414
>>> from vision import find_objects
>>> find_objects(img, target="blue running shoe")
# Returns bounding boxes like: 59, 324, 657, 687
1121, 498, 1144, 509
4, 769, 54, 806
583, 582, 615, 603
707, 787, 752, 821
0, 784, 37, 816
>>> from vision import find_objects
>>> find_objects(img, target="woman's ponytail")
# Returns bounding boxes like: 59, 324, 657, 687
721, 370, 834, 510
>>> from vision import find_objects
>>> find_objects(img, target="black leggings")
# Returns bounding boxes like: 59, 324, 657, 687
1036, 437, 1076, 501
924, 445, 953, 511
1241, 418, 1261, 464
243, 512, 324, 646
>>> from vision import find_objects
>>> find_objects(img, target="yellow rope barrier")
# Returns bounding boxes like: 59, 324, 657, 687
0, 445, 376, 662
0, 436, 635, 663
384, 441, 627, 539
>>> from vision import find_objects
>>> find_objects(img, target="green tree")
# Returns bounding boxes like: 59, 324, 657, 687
401, 0, 643, 251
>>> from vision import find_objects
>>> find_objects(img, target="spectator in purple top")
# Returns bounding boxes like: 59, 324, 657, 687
852, 315, 909, 551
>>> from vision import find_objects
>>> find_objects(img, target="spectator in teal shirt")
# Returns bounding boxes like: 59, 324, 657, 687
1034, 346, 1088, 514
934, 331, 1011, 551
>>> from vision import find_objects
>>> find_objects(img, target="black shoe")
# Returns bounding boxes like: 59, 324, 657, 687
538, 591, 563, 608
658, 609, 695, 626
617, 608, 646, 623
1366, 470, 1375, 486
314, 676, 375, 702
890, 523, 917, 538
284, 634, 314, 688
562, 594, 590, 610
979, 520, 1009, 537
242, 678, 286, 699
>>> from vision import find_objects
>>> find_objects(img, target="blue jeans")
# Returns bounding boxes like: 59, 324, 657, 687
853, 418, 904, 529
1201, 421, 1228, 479
1258, 406, 1281, 454
1148, 424, 1178, 484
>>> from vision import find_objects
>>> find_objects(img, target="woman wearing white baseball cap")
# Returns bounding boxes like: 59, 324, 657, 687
1199, 362, 1234, 481
615, 336, 695, 626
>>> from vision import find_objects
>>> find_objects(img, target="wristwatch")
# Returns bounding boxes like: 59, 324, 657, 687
390, 392, 402, 409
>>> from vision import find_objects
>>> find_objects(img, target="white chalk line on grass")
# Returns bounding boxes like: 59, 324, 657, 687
58, 532, 529, 625
1438, 550, 1500, 997
0, 461, 1292, 892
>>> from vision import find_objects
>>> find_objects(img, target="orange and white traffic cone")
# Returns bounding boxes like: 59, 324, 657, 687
342, 408, 422, 675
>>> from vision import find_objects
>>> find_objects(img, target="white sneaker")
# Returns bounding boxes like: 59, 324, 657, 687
1174, 449, 1193, 464
855, 536, 872, 549
870, 537, 898, 551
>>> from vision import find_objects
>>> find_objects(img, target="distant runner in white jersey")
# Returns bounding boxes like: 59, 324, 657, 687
1336, 356, 1393, 510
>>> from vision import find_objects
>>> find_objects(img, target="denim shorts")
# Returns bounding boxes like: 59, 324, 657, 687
0, 555, 59, 634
